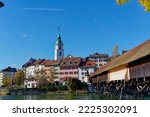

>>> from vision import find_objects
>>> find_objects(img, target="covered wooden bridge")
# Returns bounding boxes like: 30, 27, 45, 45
90, 39, 150, 97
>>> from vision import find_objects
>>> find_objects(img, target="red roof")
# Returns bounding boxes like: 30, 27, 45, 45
60, 57, 81, 67
33, 59, 45, 65
81, 61, 96, 68
42, 60, 61, 66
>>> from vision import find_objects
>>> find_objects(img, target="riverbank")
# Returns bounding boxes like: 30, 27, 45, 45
0, 88, 9, 96
0, 92, 150, 100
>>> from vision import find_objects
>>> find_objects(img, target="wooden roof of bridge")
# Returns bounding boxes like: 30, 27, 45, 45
91, 39, 150, 77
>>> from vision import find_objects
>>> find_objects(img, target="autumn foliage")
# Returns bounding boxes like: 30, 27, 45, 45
116, 0, 150, 11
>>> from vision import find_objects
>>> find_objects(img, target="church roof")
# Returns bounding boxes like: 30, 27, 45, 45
56, 34, 64, 46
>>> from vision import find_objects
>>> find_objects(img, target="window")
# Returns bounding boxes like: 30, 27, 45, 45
74, 72, 78, 74
59, 46, 61, 49
59, 52, 61, 56
70, 72, 73, 74
60, 72, 64, 75
65, 72, 68, 74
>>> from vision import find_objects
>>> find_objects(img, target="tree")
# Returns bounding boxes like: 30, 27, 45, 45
2, 76, 12, 87
34, 68, 49, 89
14, 70, 25, 86
67, 78, 85, 93
116, 0, 150, 11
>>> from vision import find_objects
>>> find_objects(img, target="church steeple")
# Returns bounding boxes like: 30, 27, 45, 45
56, 33, 63, 46
54, 29, 64, 60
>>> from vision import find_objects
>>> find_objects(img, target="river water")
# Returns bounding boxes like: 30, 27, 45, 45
0, 93, 150, 100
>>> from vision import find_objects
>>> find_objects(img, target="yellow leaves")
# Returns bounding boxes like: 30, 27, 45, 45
116, 0, 130, 5
116, 0, 150, 11
139, 0, 150, 11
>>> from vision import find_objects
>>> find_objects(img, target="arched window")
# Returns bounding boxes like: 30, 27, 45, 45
59, 46, 61, 49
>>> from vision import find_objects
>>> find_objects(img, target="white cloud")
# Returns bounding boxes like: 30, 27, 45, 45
22, 33, 27, 38
93, 17, 103, 27
0, 32, 28, 39
22, 8, 65, 11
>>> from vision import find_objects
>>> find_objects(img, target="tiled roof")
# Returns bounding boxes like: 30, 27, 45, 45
42, 60, 61, 66
60, 57, 81, 67
22, 58, 36, 68
81, 61, 96, 68
88, 53, 109, 58
1, 67, 17, 72
91, 39, 150, 77
33, 59, 45, 65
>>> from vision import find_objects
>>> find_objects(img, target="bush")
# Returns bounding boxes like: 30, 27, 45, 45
58, 85, 68, 91
67, 78, 86, 93
48, 86, 58, 91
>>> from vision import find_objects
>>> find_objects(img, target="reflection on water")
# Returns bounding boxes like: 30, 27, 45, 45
0, 93, 104, 100
0, 93, 150, 100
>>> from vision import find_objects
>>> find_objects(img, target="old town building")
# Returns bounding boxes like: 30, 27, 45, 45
86, 52, 109, 68
0, 67, 17, 86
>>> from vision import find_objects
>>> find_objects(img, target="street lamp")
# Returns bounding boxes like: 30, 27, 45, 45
0, 1, 4, 8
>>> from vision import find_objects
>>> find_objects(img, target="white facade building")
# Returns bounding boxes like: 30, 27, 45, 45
87, 52, 109, 68
0, 67, 17, 87
24, 80, 37, 88
0, 72, 3, 86
22, 58, 45, 88
78, 61, 96, 83
25, 65, 36, 79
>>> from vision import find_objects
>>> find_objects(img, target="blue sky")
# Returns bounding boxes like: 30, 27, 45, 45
0, 0, 150, 69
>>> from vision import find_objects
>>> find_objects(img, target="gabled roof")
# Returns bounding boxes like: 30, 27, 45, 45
1, 67, 17, 72
42, 60, 61, 66
80, 61, 96, 68
88, 52, 109, 58
91, 39, 150, 77
22, 58, 36, 68
33, 59, 45, 65
60, 57, 81, 67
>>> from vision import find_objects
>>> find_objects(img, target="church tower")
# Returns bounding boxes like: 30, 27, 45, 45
54, 33, 64, 60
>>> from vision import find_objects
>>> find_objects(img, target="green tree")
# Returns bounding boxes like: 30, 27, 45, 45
13, 70, 25, 86
116, 0, 150, 11
2, 76, 12, 87
67, 78, 85, 93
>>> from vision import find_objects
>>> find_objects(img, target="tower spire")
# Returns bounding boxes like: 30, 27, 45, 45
57, 27, 61, 38
55, 27, 64, 60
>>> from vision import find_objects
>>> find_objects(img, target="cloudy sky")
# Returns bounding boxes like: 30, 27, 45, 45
0, 0, 150, 69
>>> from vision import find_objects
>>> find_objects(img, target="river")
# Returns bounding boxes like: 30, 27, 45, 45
0, 93, 150, 100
